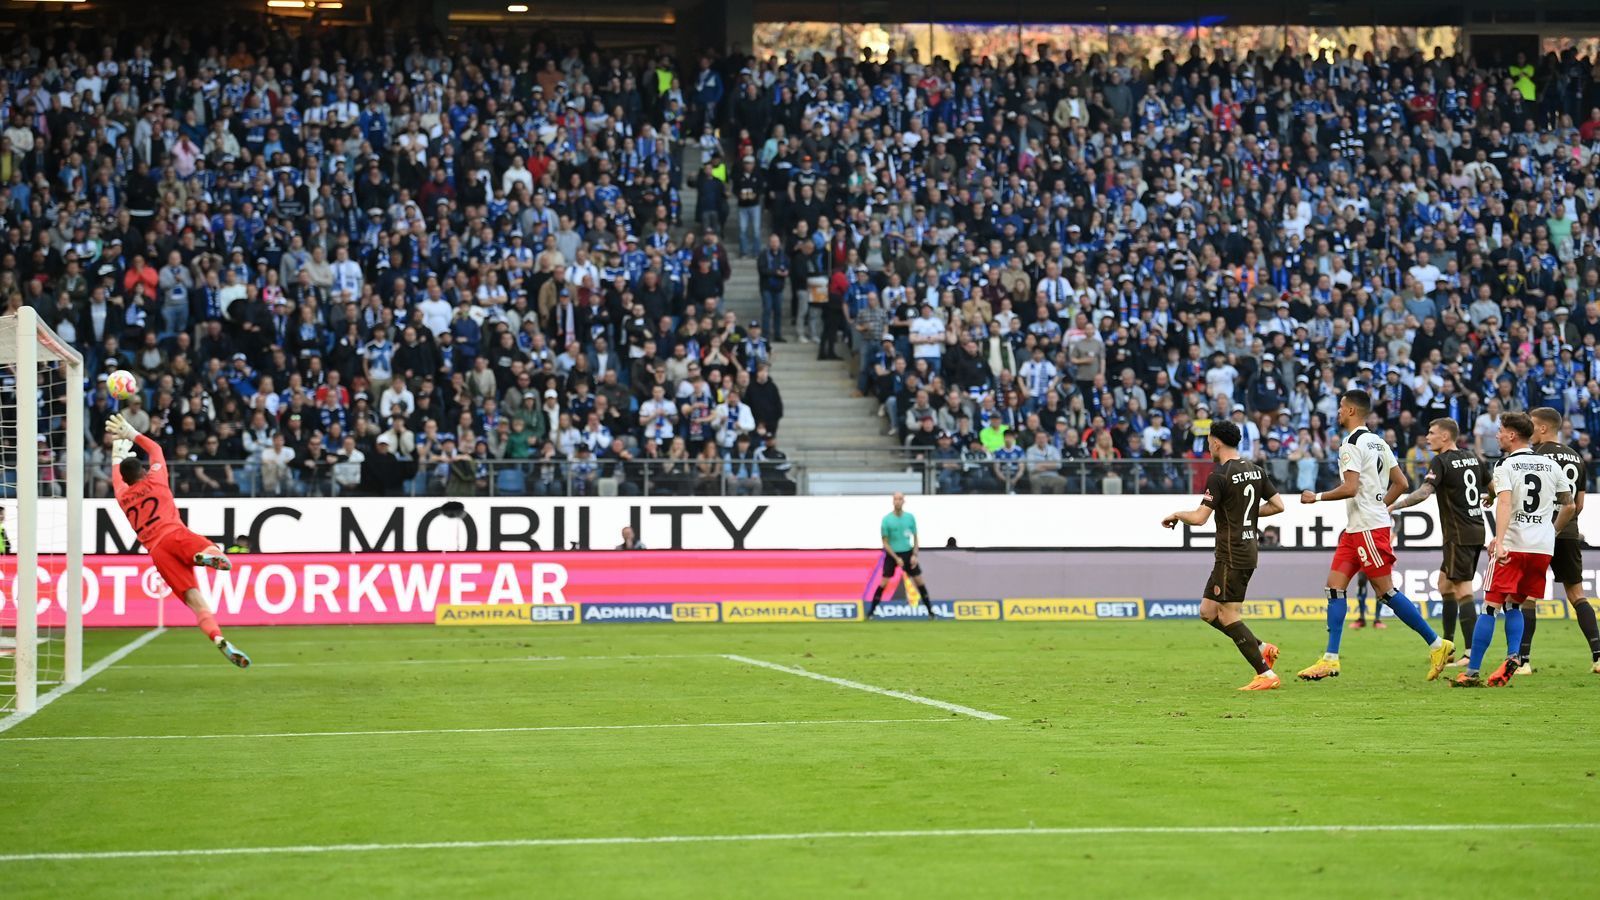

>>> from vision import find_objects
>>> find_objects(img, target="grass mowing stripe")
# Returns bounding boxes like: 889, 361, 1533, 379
119, 653, 720, 670
5, 823, 1599, 863
721, 653, 1008, 721
0, 716, 961, 742
0, 628, 166, 736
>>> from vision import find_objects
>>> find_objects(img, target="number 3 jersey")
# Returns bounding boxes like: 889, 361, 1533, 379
1492, 447, 1571, 555
1424, 448, 1489, 545
1201, 458, 1279, 569
1338, 427, 1398, 533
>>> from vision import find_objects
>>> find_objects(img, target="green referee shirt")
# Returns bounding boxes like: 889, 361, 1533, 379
880, 511, 917, 555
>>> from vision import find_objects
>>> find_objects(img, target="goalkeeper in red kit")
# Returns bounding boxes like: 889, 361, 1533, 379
106, 414, 251, 668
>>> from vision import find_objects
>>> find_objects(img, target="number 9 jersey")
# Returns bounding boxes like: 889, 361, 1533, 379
1338, 427, 1398, 533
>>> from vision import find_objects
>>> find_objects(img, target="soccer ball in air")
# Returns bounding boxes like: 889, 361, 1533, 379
106, 370, 140, 402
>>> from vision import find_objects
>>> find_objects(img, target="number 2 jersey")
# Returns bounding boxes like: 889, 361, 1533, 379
1492, 447, 1571, 555
1533, 441, 1587, 542
1423, 448, 1488, 546
112, 433, 185, 550
1337, 427, 1398, 533
1201, 458, 1278, 570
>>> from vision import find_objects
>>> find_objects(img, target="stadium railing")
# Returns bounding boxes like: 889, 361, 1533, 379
103, 456, 1294, 498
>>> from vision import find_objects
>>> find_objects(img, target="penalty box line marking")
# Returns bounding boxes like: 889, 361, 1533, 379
4, 823, 1598, 863
0, 717, 959, 743
720, 654, 1008, 721
120, 653, 721, 670
0, 628, 167, 737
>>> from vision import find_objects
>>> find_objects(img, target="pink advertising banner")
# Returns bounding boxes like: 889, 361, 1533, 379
0, 551, 893, 627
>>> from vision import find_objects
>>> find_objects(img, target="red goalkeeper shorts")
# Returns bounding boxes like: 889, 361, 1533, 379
149, 529, 217, 596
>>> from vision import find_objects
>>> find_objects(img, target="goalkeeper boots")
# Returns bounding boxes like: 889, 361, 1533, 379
216, 637, 251, 669
194, 549, 231, 572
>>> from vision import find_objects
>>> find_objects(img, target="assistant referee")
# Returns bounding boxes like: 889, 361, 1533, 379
866, 492, 939, 619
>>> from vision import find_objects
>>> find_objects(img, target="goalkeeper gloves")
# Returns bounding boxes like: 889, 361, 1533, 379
111, 439, 135, 465
105, 414, 137, 440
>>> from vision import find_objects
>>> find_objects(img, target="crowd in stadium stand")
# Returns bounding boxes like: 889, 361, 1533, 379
4, 25, 1600, 497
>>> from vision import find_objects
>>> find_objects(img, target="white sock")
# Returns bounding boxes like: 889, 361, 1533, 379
1430, 637, 1444, 650
1323, 652, 1339, 661
1262, 668, 1277, 678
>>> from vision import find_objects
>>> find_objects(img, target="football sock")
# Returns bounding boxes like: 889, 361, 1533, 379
196, 611, 221, 643
1571, 599, 1600, 661
1518, 603, 1537, 661
1221, 621, 1269, 675
1468, 607, 1498, 672
1442, 595, 1458, 642
1325, 588, 1348, 655
866, 586, 885, 618
918, 585, 934, 614
1504, 605, 1526, 663
1456, 596, 1477, 651
1380, 588, 1438, 645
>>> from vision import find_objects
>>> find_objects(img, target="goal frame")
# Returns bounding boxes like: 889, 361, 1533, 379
4, 306, 85, 713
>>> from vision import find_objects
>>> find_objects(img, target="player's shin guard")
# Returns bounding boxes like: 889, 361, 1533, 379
1380, 588, 1438, 644
1457, 596, 1478, 651
1222, 621, 1269, 674
1504, 604, 1527, 664
1571, 599, 1600, 661
1468, 607, 1498, 672
1518, 603, 1537, 661
1325, 588, 1348, 654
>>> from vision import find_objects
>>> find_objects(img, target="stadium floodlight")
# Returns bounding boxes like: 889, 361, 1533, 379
0, 307, 85, 719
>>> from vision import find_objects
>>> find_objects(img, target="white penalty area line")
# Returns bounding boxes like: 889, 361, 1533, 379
120, 653, 721, 670
720, 654, 1007, 721
0, 717, 958, 743
5, 823, 1598, 864
0, 628, 166, 736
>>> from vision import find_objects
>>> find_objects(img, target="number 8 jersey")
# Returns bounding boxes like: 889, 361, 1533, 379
1492, 447, 1571, 555
1338, 427, 1398, 533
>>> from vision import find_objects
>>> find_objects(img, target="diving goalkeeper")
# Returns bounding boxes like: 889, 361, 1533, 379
106, 414, 251, 668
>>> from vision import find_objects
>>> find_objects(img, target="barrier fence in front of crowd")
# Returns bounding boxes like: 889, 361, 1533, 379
74, 451, 1410, 498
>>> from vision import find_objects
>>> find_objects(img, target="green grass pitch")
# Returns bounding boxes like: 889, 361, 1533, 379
4, 619, 1600, 898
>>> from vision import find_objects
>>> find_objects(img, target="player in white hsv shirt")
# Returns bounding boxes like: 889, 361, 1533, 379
1454, 412, 1577, 687
1297, 389, 1454, 681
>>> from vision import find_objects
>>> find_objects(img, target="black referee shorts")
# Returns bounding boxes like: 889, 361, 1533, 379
882, 553, 921, 579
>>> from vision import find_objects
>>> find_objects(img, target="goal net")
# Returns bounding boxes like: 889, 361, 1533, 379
0, 307, 85, 719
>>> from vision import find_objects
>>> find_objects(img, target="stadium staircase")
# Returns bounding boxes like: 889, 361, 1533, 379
684, 174, 905, 491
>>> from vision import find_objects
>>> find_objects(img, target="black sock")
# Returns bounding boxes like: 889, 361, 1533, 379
918, 585, 934, 613
1204, 616, 1228, 634
867, 585, 885, 617
1442, 595, 1458, 642
1221, 621, 1269, 674
1457, 597, 1477, 652
1572, 599, 1600, 661
1520, 603, 1537, 661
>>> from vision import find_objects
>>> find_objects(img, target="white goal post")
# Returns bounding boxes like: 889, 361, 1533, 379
0, 306, 85, 716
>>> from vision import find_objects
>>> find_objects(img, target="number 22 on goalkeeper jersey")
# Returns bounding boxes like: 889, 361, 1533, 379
1338, 427, 1397, 533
